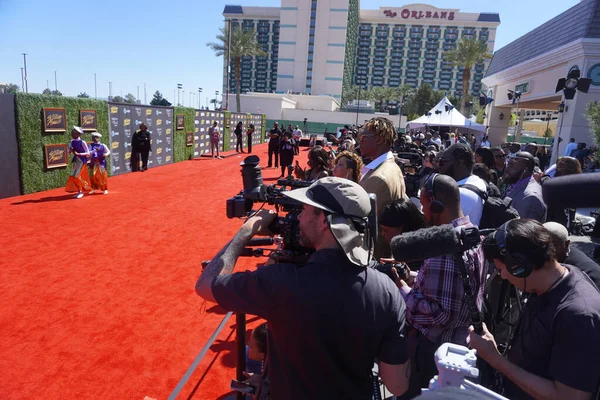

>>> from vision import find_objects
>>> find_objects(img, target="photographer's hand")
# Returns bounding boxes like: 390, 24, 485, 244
195, 210, 276, 303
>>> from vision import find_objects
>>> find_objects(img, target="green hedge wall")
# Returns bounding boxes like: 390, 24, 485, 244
15, 93, 109, 194
173, 106, 195, 162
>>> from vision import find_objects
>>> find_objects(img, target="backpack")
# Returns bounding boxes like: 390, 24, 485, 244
460, 183, 520, 229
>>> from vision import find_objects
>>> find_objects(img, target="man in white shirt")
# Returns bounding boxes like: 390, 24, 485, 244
480, 135, 491, 148
436, 143, 486, 226
292, 125, 302, 155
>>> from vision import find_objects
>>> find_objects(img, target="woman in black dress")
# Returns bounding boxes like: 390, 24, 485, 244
246, 124, 255, 154
278, 132, 295, 178
234, 121, 244, 153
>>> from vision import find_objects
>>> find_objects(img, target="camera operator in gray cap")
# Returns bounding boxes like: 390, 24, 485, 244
196, 177, 410, 399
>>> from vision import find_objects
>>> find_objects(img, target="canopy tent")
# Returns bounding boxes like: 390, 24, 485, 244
406, 96, 487, 133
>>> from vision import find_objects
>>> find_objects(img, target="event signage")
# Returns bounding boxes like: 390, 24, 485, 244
383, 8, 455, 20
186, 131, 193, 147
176, 114, 185, 130
44, 143, 68, 169
108, 104, 174, 175
248, 114, 263, 147
193, 110, 225, 158
80, 110, 97, 131
43, 108, 67, 132
229, 113, 247, 149
515, 82, 530, 94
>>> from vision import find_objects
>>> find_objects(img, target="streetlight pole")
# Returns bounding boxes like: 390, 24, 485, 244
225, 18, 232, 111
198, 87, 202, 109
20, 68, 24, 91
177, 84, 182, 106
215, 91, 219, 110
182, 90, 186, 106
108, 81, 112, 101
22, 53, 28, 93
137, 86, 140, 104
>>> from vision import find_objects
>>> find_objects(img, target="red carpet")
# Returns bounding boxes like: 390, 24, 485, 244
0, 144, 309, 400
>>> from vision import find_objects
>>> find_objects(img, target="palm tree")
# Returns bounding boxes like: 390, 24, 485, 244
444, 38, 492, 112
207, 27, 266, 113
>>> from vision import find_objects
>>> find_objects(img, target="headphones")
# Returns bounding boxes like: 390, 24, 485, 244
494, 220, 535, 278
425, 173, 445, 214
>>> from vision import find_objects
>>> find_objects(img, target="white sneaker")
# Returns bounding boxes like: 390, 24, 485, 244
218, 156, 224, 159
90, 190, 95, 194
75, 193, 84, 199
103, 190, 109, 195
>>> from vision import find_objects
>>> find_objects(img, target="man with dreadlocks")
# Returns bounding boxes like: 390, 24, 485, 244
359, 117, 406, 259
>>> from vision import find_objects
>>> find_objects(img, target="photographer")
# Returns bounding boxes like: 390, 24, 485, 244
196, 177, 410, 399
469, 219, 600, 400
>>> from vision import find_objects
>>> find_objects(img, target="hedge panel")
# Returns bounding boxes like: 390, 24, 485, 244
173, 106, 195, 162
15, 93, 109, 194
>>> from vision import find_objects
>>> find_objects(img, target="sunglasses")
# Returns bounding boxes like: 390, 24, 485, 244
494, 154, 506, 159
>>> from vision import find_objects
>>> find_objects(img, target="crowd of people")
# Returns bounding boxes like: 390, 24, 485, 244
196, 116, 600, 399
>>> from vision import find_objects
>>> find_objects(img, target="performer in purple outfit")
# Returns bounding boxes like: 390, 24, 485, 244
65, 126, 91, 199
89, 131, 110, 194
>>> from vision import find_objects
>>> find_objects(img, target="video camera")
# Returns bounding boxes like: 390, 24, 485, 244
226, 155, 314, 263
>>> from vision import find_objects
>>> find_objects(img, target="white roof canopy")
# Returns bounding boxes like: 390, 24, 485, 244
406, 96, 486, 133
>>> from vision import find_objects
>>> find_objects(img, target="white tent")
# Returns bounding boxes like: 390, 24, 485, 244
406, 96, 486, 133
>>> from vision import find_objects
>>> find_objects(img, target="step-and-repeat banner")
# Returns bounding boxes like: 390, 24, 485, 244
193, 110, 225, 158
108, 104, 174, 175
229, 113, 247, 149
248, 113, 263, 147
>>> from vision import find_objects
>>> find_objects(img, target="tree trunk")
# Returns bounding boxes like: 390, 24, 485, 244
462, 67, 471, 113
235, 57, 241, 113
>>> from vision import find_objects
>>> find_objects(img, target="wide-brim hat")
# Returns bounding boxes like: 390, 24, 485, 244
91, 132, 102, 138
282, 177, 371, 266
72, 126, 84, 135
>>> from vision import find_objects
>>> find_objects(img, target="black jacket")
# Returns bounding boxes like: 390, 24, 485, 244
132, 130, 151, 152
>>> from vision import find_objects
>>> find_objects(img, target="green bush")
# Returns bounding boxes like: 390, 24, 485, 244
15, 93, 109, 194
173, 106, 195, 162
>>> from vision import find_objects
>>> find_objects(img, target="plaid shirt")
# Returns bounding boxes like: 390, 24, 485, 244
401, 216, 486, 344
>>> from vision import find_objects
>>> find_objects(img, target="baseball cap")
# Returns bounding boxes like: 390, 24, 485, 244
282, 177, 372, 266
543, 222, 569, 243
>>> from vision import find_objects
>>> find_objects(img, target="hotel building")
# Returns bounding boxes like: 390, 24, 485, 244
223, 2, 500, 104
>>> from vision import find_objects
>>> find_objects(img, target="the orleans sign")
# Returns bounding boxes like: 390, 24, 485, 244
383, 8, 456, 21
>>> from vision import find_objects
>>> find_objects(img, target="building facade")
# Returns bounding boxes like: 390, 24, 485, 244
223, 3, 500, 104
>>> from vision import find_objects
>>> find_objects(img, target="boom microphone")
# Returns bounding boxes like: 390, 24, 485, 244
542, 172, 600, 209
391, 224, 489, 263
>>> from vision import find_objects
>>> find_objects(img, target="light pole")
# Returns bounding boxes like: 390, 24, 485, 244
198, 87, 202, 109
215, 91, 219, 110
108, 81, 112, 101
137, 86, 140, 104
177, 83, 182, 106
22, 53, 28, 93
182, 90, 186, 106
20, 68, 24, 91
225, 18, 232, 111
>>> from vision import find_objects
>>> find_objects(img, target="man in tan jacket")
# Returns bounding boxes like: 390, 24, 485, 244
359, 117, 406, 259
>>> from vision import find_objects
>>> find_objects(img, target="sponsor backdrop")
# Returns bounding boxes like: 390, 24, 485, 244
108, 103, 174, 175
248, 113, 263, 147
228, 113, 246, 149
193, 110, 225, 158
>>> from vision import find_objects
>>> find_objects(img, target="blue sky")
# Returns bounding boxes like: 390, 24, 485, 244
0, 0, 580, 106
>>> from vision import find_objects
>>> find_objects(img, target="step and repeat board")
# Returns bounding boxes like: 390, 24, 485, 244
193, 110, 225, 158
228, 113, 247, 149
248, 113, 264, 147
108, 104, 174, 175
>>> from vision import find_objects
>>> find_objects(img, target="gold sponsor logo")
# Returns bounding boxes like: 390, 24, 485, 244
156, 147, 162, 154
124, 119, 131, 126
46, 113, 63, 126
48, 148, 65, 162
166, 155, 172, 162
82, 114, 95, 125
146, 109, 152, 116
111, 142, 119, 149
157, 119, 162, 125
166, 128, 171, 135
111, 106, 118, 114
195, 112, 199, 117
194, 128, 199, 133
125, 151, 131, 160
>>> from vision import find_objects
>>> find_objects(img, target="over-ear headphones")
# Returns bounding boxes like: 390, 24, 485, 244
425, 173, 445, 214
494, 220, 535, 278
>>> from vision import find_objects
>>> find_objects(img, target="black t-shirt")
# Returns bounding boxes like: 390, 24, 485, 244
212, 249, 408, 399
269, 128, 281, 146
565, 247, 600, 290
503, 265, 600, 399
